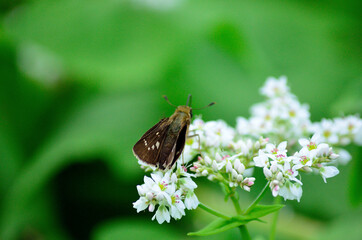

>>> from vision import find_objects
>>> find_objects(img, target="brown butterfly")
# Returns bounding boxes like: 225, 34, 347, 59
133, 95, 215, 170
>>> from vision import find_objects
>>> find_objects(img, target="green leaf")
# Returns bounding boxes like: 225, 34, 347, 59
233, 204, 284, 222
247, 204, 284, 219
188, 217, 249, 236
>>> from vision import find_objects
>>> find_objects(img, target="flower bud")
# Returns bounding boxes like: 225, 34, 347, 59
302, 166, 312, 172
246, 139, 253, 150
148, 204, 155, 212
272, 185, 279, 197
330, 153, 339, 160
231, 169, 238, 179
234, 159, 245, 173
270, 164, 278, 173
276, 172, 283, 181
204, 156, 212, 165
226, 161, 233, 173
263, 167, 272, 178
237, 174, 243, 182
171, 173, 178, 183
243, 186, 251, 192
146, 192, 154, 200
234, 158, 242, 169
246, 177, 255, 185
212, 160, 219, 171
137, 185, 145, 195
215, 153, 222, 162
272, 180, 279, 186
201, 170, 208, 176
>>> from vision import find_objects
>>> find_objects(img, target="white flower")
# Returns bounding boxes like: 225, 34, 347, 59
180, 177, 197, 191
278, 182, 303, 202
320, 165, 339, 183
169, 190, 185, 219
152, 205, 171, 224
279, 161, 301, 185
336, 148, 351, 165
263, 167, 272, 179
253, 150, 270, 167
313, 119, 339, 144
265, 141, 287, 156
316, 143, 332, 157
226, 161, 233, 173
260, 76, 289, 98
185, 192, 199, 209
271, 184, 280, 197
134, 166, 199, 224
133, 197, 148, 212
203, 120, 235, 147
138, 160, 157, 172
232, 139, 253, 155
298, 133, 321, 150
236, 117, 250, 135
293, 147, 316, 170
355, 125, 362, 145
234, 159, 245, 174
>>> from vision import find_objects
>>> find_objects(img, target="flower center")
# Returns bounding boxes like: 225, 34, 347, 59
276, 154, 285, 161
171, 194, 179, 204
323, 130, 331, 138
300, 156, 309, 165
307, 142, 317, 150
159, 181, 168, 191
272, 148, 278, 154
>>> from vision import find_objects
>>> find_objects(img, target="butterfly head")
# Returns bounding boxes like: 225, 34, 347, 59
163, 94, 215, 119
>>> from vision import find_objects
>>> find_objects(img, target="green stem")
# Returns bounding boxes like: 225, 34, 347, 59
231, 193, 250, 240
244, 181, 270, 214
231, 195, 242, 215
269, 196, 282, 240
239, 225, 251, 240
198, 202, 230, 220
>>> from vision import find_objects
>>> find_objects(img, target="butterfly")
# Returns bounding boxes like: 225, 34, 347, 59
132, 95, 214, 170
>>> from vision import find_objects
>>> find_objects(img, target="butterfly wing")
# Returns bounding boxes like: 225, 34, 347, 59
171, 124, 188, 167
157, 122, 189, 169
132, 118, 170, 166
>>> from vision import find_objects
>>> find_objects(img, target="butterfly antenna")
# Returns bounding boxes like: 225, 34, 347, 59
192, 102, 216, 110
163, 95, 177, 107
186, 94, 192, 107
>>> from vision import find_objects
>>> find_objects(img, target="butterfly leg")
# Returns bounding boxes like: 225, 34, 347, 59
187, 133, 201, 156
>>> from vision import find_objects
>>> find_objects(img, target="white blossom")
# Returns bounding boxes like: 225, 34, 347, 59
133, 166, 198, 224
320, 165, 339, 183
260, 76, 289, 98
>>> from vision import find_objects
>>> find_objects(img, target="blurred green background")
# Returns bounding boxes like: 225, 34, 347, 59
0, 0, 361, 239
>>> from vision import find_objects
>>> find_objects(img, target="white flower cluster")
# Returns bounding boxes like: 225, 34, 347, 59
311, 115, 362, 146
191, 154, 256, 191
133, 165, 199, 224
184, 118, 268, 192
254, 134, 339, 201
134, 76, 361, 223
236, 76, 311, 142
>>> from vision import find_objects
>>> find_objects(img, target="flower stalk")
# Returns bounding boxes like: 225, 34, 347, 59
198, 202, 230, 220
